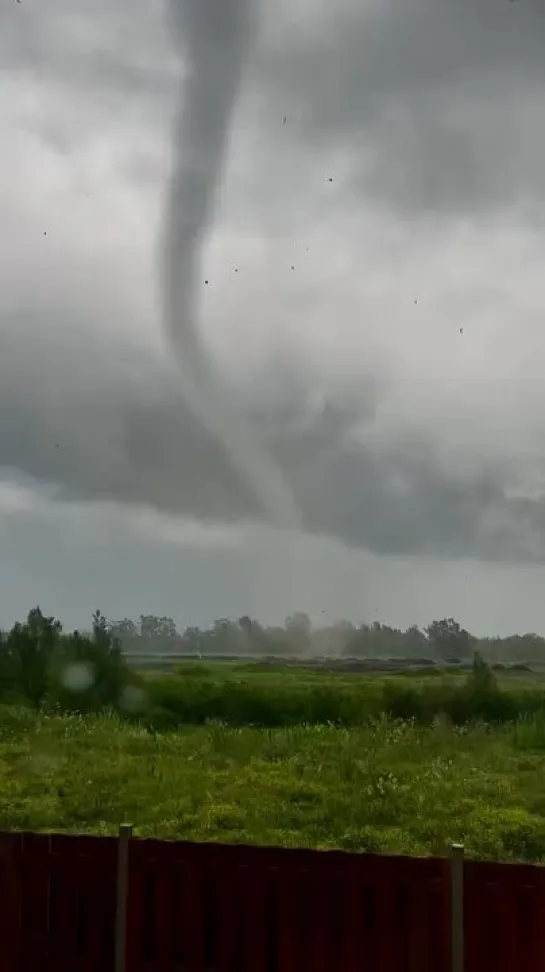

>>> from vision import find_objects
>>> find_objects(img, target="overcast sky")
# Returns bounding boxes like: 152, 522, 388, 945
2, 0, 545, 636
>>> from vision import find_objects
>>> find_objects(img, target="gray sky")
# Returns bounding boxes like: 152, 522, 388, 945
2, 0, 545, 635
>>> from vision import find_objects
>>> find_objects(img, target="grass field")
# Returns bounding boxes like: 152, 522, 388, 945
138, 660, 545, 730
4, 669, 545, 862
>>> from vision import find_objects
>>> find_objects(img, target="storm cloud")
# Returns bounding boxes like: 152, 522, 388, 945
2, 0, 545, 584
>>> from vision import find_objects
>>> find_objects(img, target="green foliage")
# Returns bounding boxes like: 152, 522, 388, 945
48, 632, 129, 714
4, 608, 545, 864
140, 660, 545, 732
5, 608, 61, 708
2, 707, 545, 862
425, 617, 473, 660
142, 669, 385, 730
0, 607, 131, 714
2, 604, 545, 734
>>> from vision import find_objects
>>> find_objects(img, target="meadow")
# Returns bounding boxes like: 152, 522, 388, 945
4, 661, 545, 862
139, 658, 545, 730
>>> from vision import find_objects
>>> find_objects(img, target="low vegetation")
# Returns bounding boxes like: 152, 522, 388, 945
143, 657, 545, 730
3, 705, 545, 862
2, 606, 545, 730
3, 607, 545, 861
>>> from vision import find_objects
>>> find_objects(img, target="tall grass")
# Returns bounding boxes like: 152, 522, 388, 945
139, 663, 545, 731
4, 705, 545, 861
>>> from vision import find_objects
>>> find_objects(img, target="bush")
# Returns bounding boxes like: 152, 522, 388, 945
2, 608, 61, 708
0, 607, 131, 714
140, 662, 545, 732
48, 630, 130, 714
141, 675, 381, 730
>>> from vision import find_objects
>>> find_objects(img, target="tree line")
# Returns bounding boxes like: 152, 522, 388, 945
0, 607, 541, 727
110, 612, 545, 663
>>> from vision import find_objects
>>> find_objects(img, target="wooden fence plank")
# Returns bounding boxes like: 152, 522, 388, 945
54, 834, 117, 972
47, 844, 80, 972
239, 861, 270, 972
18, 833, 51, 968
464, 860, 545, 972
0, 833, 21, 972
275, 857, 301, 972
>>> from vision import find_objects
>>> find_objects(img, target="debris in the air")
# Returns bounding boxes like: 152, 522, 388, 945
234, 268, 238, 273
414, 299, 418, 304
327, 177, 333, 182
460, 327, 464, 334
291, 265, 295, 270
204, 279, 209, 285
283, 116, 287, 124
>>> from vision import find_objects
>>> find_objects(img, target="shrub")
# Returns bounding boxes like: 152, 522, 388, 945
48, 632, 130, 713
5, 608, 61, 708
0, 607, 131, 715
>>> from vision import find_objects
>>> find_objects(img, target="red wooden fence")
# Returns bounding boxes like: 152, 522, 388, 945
1, 829, 545, 971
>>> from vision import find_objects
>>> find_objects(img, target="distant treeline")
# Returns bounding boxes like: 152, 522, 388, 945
1, 607, 544, 729
108, 613, 545, 664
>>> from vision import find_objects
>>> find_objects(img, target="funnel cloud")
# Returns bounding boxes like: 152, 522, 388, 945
4, 0, 545, 633
164, 0, 300, 529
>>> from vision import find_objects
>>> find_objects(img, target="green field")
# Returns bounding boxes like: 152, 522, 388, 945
138, 660, 545, 730
4, 660, 545, 862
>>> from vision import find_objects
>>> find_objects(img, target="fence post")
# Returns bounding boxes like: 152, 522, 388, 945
115, 823, 133, 972
450, 843, 464, 972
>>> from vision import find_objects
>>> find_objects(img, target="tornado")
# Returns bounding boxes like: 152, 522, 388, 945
162, 0, 299, 529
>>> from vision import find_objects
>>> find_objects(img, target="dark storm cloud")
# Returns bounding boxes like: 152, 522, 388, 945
5, 0, 545, 218
270, 411, 543, 564
3, 0, 545, 565
2, 310, 545, 563
0, 315, 261, 523
254, 0, 545, 216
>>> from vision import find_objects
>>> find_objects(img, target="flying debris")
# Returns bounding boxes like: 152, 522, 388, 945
460, 327, 464, 334
283, 116, 287, 124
